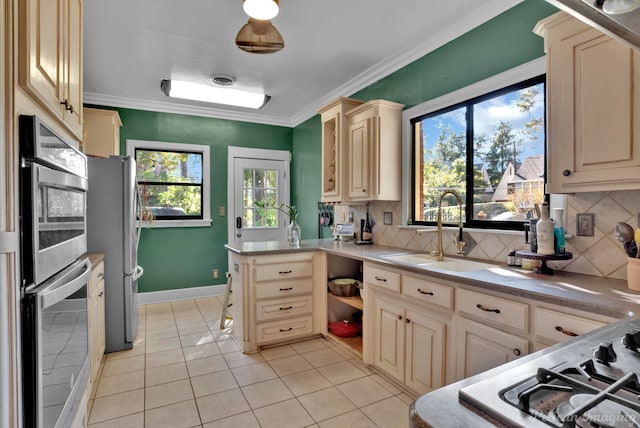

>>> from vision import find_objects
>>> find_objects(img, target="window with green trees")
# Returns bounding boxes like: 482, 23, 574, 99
411, 75, 545, 230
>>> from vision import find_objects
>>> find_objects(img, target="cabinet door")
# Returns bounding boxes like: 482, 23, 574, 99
405, 310, 446, 395
321, 112, 341, 201
348, 117, 371, 199
61, 0, 83, 137
373, 297, 404, 382
455, 318, 528, 380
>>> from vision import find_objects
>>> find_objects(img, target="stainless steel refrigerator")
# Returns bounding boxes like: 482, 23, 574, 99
87, 155, 144, 352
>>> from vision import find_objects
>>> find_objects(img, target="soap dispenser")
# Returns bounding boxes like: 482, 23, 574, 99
536, 204, 555, 255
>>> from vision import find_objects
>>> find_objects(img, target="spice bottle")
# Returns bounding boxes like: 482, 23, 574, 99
536, 204, 555, 255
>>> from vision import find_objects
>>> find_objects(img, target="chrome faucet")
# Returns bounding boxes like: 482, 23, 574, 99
431, 190, 465, 261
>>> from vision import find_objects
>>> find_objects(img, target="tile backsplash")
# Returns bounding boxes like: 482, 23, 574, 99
344, 190, 640, 280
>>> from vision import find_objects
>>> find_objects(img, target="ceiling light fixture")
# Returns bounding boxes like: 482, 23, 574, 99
160, 79, 270, 109
235, 18, 284, 54
601, 0, 640, 14
243, 0, 279, 20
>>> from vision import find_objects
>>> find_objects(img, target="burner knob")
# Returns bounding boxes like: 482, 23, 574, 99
622, 331, 640, 351
594, 341, 617, 365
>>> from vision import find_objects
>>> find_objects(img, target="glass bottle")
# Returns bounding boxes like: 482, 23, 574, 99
362, 212, 372, 242
536, 204, 555, 255
553, 207, 565, 254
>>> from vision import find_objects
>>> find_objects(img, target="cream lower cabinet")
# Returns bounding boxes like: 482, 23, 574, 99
533, 306, 607, 350
229, 251, 326, 353
88, 259, 105, 392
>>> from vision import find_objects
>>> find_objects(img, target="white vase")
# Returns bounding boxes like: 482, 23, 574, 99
287, 219, 301, 247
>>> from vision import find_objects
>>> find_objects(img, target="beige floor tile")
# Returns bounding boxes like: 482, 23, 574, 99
196, 388, 251, 423
183, 342, 221, 361
186, 355, 229, 377
146, 312, 175, 322
191, 370, 238, 397
268, 355, 313, 377
289, 339, 328, 354
146, 348, 185, 369
146, 336, 183, 354
253, 398, 314, 428
259, 344, 297, 361
180, 331, 215, 348
297, 387, 356, 422
101, 355, 144, 377
210, 327, 234, 342
300, 348, 345, 368
145, 361, 189, 387
397, 393, 416, 406
369, 373, 403, 395
144, 399, 201, 428
87, 411, 144, 428
202, 411, 260, 428
241, 378, 294, 409
281, 369, 332, 396
172, 300, 198, 311
146, 378, 195, 409
316, 361, 367, 386
216, 339, 240, 354
146, 326, 179, 341
336, 377, 394, 408
231, 362, 278, 386
146, 302, 173, 314
174, 310, 203, 321
318, 409, 378, 428
178, 322, 210, 336
223, 351, 265, 368
348, 358, 377, 375
88, 389, 144, 424
361, 396, 410, 428
146, 318, 178, 331
95, 370, 144, 398
105, 346, 145, 362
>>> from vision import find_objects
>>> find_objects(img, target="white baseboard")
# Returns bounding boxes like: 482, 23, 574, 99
137, 284, 227, 305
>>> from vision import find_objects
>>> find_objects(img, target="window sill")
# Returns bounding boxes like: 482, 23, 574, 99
398, 225, 523, 236
138, 219, 212, 228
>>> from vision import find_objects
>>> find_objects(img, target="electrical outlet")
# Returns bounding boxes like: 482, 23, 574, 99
212, 269, 219, 279
219, 206, 225, 217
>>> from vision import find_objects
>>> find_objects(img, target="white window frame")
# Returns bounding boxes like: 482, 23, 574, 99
400, 57, 546, 227
127, 139, 212, 228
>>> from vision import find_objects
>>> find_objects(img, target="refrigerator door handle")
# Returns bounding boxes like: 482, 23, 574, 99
130, 265, 144, 281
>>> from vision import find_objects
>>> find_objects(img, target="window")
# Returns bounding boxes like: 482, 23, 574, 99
127, 140, 211, 227
407, 61, 546, 230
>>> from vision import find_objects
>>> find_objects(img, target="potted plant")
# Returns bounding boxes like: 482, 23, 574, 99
256, 200, 300, 246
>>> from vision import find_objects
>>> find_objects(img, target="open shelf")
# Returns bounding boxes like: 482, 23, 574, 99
327, 331, 363, 357
327, 292, 363, 310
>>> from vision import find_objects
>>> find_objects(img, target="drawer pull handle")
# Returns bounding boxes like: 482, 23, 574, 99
279, 270, 293, 275
555, 325, 578, 337
98, 291, 104, 297
279, 306, 293, 311
375, 276, 387, 282
476, 304, 500, 314
97, 272, 104, 279
417, 288, 433, 296
279, 287, 293, 291
279, 327, 293, 332
513, 348, 521, 356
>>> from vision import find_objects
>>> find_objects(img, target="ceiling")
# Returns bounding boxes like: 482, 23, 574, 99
83, 0, 521, 128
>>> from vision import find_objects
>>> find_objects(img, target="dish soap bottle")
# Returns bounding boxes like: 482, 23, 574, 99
553, 207, 565, 254
536, 204, 555, 255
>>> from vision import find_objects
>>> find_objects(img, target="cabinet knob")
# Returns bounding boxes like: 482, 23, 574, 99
513, 348, 521, 356
362, 189, 366, 192
405, 318, 410, 324
397, 315, 403, 320
562, 169, 571, 177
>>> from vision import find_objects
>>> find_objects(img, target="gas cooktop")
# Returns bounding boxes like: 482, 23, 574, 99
459, 318, 640, 428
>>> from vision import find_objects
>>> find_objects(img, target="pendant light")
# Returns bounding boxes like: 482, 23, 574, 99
601, 0, 640, 14
243, 0, 279, 20
235, 18, 284, 54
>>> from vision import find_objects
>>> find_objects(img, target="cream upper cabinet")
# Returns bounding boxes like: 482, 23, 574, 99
318, 98, 364, 203
534, 12, 640, 193
345, 100, 404, 201
83, 108, 122, 157
20, 0, 83, 139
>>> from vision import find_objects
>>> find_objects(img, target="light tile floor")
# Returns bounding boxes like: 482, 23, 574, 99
87, 297, 413, 428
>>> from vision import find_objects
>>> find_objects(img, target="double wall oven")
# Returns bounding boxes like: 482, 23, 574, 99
20, 115, 91, 428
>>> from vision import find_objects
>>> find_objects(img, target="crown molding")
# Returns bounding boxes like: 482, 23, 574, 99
85, 0, 522, 129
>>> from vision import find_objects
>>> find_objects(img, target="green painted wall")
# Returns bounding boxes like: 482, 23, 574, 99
89, 107, 292, 292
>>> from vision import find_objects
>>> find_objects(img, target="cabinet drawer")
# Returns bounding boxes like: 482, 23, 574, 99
254, 261, 313, 283
535, 307, 606, 344
402, 275, 453, 310
364, 265, 401, 293
457, 288, 528, 332
255, 278, 313, 300
256, 295, 313, 322
256, 316, 313, 344
90, 261, 105, 291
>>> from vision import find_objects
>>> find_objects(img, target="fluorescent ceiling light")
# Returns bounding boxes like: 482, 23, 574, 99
243, 0, 279, 20
161, 79, 270, 109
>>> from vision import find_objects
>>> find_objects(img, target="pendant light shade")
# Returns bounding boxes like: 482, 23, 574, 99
235, 19, 284, 54
243, 0, 279, 20
601, 0, 640, 14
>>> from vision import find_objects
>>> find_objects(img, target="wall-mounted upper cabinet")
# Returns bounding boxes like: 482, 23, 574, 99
83, 108, 122, 157
534, 12, 640, 193
19, 0, 83, 140
318, 98, 403, 203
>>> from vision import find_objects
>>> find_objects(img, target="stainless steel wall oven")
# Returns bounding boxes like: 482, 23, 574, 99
20, 115, 90, 428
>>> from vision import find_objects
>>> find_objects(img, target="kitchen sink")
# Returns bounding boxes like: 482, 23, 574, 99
381, 253, 495, 272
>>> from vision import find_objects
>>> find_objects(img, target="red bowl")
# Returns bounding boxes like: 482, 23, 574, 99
328, 320, 361, 338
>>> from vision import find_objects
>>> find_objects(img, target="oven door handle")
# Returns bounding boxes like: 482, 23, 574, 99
39, 259, 92, 309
